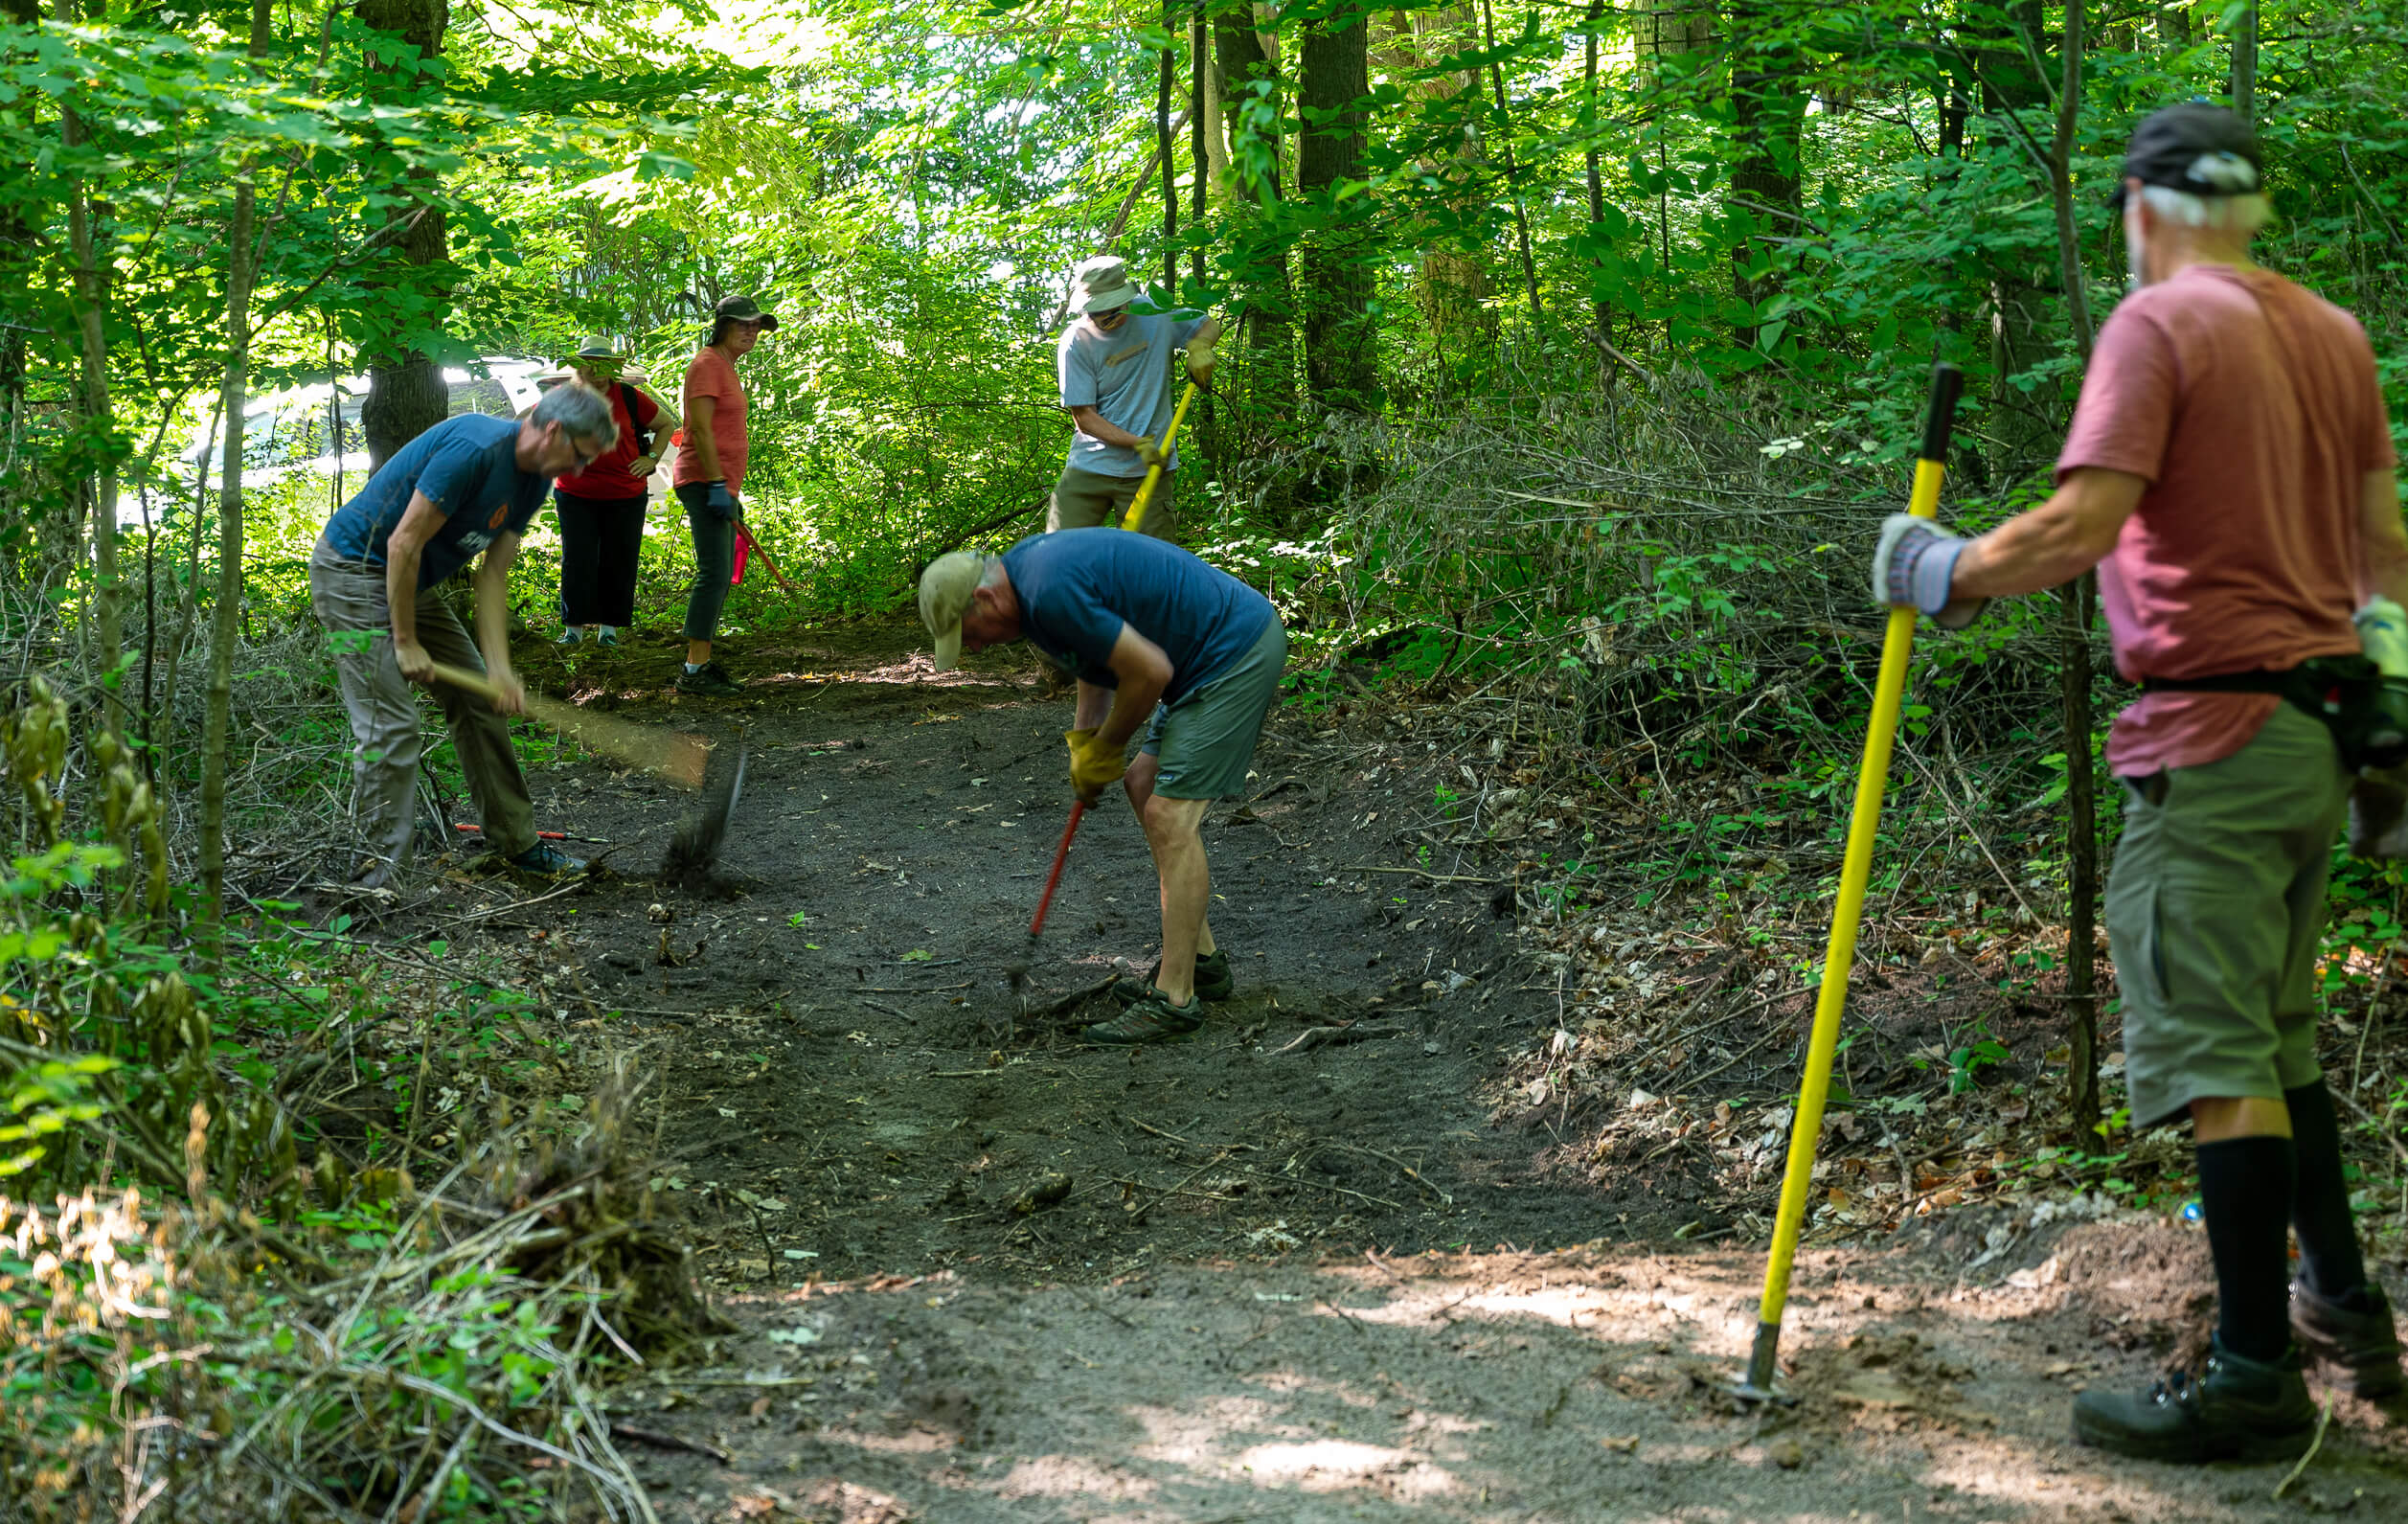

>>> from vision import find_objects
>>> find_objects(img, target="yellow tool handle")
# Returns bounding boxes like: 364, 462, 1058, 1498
1740, 362, 1963, 1399
1119, 380, 1199, 535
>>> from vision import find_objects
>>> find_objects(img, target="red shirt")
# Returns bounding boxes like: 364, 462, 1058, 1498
673, 347, 748, 495
554, 382, 668, 500
2056, 264, 2396, 776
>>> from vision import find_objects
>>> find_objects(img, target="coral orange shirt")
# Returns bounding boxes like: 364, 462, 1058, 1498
673, 346, 748, 495
2056, 265, 2395, 777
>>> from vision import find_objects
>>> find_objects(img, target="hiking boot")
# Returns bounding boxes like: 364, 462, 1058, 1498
594, 626, 621, 648
506, 841, 588, 878
2072, 1337, 2317, 1463
676, 661, 741, 696
1112, 948, 1235, 1006
555, 626, 583, 646
2293, 1281, 2405, 1399
1082, 990, 1204, 1046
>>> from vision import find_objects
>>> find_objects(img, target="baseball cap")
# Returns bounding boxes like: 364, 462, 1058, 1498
918, 552, 989, 670
1068, 257, 1137, 315
2110, 102, 2263, 209
714, 294, 780, 331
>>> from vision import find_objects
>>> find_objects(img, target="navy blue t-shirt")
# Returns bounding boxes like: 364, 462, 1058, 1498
321, 415, 548, 590
1002, 530, 1277, 705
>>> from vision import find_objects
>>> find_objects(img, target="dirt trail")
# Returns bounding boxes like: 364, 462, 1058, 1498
400, 623, 2406, 1522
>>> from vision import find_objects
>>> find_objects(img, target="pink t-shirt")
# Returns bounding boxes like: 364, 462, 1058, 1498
2056, 264, 2396, 777
673, 347, 748, 495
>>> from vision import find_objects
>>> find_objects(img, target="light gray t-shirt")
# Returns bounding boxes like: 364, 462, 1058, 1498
1056, 309, 1206, 479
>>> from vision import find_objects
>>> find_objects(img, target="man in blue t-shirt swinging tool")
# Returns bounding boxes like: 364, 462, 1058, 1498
308, 383, 619, 889
919, 530, 1286, 1043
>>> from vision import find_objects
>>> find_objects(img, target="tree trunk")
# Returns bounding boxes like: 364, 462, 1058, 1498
202, 0, 274, 930
1159, 6, 1178, 293
1215, 5, 1296, 425
1296, 9, 1376, 411
2049, 0, 2101, 1137
60, 0, 122, 741
1726, 3, 1806, 350
1582, 2, 1613, 377
1478, 0, 1542, 329
2230, 1, 2258, 123
355, 0, 452, 470
1384, 8, 1491, 387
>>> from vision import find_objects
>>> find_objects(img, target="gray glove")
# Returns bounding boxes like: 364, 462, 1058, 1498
1872, 513, 1987, 630
703, 480, 737, 519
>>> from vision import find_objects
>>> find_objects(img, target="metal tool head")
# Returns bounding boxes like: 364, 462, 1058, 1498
662, 739, 748, 882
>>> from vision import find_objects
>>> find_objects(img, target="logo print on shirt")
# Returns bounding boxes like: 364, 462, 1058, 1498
487, 506, 508, 530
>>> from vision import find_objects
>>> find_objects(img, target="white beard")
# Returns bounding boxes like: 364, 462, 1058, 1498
2124, 201, 2149, 292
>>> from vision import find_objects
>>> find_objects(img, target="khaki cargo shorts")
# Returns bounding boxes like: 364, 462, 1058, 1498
1049, 466, 1178, 541
1139, 620, 1286, 801
2104, 702, 2350, 1129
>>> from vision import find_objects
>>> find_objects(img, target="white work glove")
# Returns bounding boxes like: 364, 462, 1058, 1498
1872, 514, 1987, 630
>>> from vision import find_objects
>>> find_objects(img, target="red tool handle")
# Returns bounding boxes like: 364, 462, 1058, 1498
1028, 801, 1085, 938
455, 824, 566, 841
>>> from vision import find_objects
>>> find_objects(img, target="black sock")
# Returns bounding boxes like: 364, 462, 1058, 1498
2196, 1133, 2297, 1362
2285, 1079, 2369, 1301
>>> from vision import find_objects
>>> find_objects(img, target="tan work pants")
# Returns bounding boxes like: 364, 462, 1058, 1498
308, 538, 536, 882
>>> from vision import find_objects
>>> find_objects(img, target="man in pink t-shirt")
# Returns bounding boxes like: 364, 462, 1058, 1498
672, 293, 774, 696
1875, 104, 2404, 1460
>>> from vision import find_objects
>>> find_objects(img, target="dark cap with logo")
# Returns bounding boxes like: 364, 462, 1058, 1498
713, 294, 780, 331
2110, 102, 2263, 209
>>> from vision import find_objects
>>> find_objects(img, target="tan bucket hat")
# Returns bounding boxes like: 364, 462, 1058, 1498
1068, 256, 1138, 315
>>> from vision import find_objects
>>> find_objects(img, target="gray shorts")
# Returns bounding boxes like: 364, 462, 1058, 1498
1139, 620, 1286, 801
2105, 702, 2350, 1129
1049, 466, 1178, 541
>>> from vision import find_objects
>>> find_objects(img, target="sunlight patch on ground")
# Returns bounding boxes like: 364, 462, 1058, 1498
1126, 1395, 1302, 1466
988, 1453, 1156, 1501
1229, 1437, 1458, 1498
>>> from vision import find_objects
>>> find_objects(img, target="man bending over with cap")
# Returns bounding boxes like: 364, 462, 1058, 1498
310, 383, 617, 888
920, 529, 1285, 1042
1874, 102, 2402, 1461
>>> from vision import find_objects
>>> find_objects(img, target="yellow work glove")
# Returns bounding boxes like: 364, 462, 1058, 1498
1185, 339, 1215, 386
1132, 437, 1167, 469
1064, 727, 1127, 804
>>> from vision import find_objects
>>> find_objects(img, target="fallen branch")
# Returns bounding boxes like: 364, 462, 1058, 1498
1272, 1020, 1402, 1057
609, 1422, 733, 1464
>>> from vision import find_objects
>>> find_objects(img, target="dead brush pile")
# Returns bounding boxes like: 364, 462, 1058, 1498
1, 1068, 723, 1521
0, 681, 725, 1520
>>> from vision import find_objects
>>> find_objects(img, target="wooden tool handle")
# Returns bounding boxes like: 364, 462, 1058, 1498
427, 662, 502, 701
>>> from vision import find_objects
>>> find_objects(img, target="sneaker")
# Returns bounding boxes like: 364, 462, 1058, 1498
595, 626, 620, 648
1112, 948, 1235, 1005
676, 661, 741, 696
555, 627, 583, 646
2293, 1281, 2405, 1399
2072, 1337, 2317, 1463
1082, 990, 1204, 1046
506, 841, 588, 877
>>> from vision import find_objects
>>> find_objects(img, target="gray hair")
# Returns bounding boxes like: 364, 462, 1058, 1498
2138, 184, 2272, 235
531, 379, 619, 449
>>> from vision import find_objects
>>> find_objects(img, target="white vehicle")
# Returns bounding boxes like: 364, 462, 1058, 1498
160, 357, 553, 504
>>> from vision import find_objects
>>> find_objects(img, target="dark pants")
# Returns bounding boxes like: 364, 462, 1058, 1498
555, 488, 647, 627
676, 482, 738, 643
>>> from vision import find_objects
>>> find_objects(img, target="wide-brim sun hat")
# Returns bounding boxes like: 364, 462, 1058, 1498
1068, 256, 1137, 315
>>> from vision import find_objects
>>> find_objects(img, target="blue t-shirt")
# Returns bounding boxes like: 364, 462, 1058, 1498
1002, 529, 1276, 706
1056, 309, 1205, 478
322, 415, 548, 590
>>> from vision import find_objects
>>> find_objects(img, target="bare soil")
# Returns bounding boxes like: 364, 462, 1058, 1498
374, 622, 2408, 1521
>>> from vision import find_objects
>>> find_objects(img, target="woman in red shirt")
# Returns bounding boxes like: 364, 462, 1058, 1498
551, 339, 670, 647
